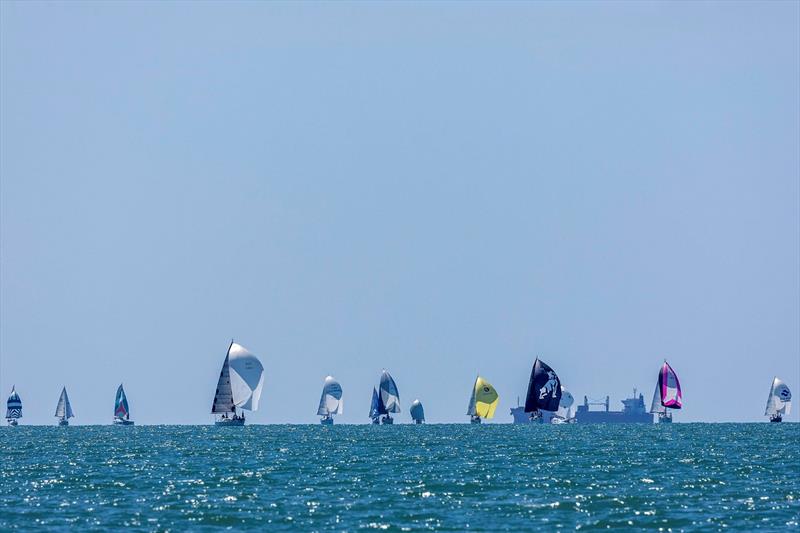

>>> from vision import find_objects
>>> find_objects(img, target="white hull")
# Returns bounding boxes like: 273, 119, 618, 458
114, 418, 135, 426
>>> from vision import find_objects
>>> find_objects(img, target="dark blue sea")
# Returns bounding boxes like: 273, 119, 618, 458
1, 424, 798, 531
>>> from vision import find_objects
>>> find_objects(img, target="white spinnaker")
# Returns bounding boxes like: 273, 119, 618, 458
317, 376, 343, 416
557, 388, 574, 418
765, 377, 792, 416
228, 342, 265, 411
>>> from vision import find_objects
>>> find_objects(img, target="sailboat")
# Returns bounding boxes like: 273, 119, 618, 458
649, 360, 681, 423
113, 384, 134, 425
524, 358, 562, 421
6, 386, 22, 426
369, 370, 400, 424
55, 387, 74, 426
466, 375, 499, 424
317, 375, 343, 425
211, 340, 265, 426
551, 387, 576, 424
765, 377, 792, 423
410, 399, 425, 424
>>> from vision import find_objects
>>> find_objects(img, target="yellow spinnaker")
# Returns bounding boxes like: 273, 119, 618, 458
474, 376, 499, 419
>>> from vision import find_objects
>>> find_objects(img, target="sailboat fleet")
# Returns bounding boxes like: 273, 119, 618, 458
3, 346, 794, 425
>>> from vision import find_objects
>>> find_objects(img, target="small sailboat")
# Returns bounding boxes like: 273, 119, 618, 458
765, 377, 792, 423
369, 370, 400, 424
649, 360, 681, 423
410, 399, 425, 424
6, 386, 22, 426
524, 358, 562, 421
466, 375, 499, 424
317, 375, 343, 425
551, 387, 576, 424
113, 384, 134, 425
55, 387, 74, 426
211, 340, 265, 426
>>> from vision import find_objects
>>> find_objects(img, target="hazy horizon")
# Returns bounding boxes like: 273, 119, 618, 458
1, 2, 798, 425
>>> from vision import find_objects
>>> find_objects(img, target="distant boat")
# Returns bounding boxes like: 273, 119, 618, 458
466, 375, 499, 424
551, 387, 576, 424
55, 387, 74, 426
369, 370, 400, 425
765, 377, 792, 423
113, 384, 134, 426
6, 386, 22, 426
524, 358, 562, 421
317, 375, 343, 425
211, 340, 265, 426
649, 360, 681, 423
410, 399, 425, 424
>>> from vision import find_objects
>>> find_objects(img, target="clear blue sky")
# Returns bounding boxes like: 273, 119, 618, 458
1, 2, 798, 425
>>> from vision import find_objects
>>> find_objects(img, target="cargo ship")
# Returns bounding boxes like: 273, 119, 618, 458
575, 390, 653, 424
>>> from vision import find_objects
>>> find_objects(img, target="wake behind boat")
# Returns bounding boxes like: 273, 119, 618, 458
466, 375, 499, 424
55, 387, 74, 426
6, 386, 22, 426
650, 360, 682, 423
317, 375, 343, 425
113, 384, 134, 425
765, 377, 792, 423
211, 340, 265, 426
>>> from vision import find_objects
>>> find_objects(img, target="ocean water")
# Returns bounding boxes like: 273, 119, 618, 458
1, 424, 798, 531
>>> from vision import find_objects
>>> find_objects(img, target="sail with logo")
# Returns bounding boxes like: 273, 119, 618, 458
765, 377, 792, 423
317, 376, 343, 425
524, 358, 562, 421
55, 387, 74, 426
649, 360, 682, 423
410, 399, 425, 424
6, 386, 22, 426
466, 376, 499, 424
211, 340, 265, 426
370, 370, 400, 425
114, 384, 134, 425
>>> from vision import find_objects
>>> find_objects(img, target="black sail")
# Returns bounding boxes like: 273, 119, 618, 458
524, 358, 562, 412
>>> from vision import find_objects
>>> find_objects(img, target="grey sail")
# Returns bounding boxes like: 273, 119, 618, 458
211, 352, 235, 414
466, 377, 477, 416
55, 387, 74, 419
649, 382, 665, 414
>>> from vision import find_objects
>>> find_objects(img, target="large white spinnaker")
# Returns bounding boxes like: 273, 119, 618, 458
228, 342, 265, 411
317, 375, 343, 416
765, 377, 792, 418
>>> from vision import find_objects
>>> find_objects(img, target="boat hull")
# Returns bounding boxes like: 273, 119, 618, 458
7, 419, 18, 426
470, 416, 481, 424
381, 415, 393, 425
58, 419, 69, 426
215, 418, 245, 427
770, 415, 783, 423
320, 416, 333, 425
114, 419, 135, 426
658, 413, 673, 424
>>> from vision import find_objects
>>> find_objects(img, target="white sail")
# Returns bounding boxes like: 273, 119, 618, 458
55, 387, 74, 419
765, 377, 792, 417
557, 388, 574, 418
317, 375, 343, 416
466, 377, 478, 416
649, 382, 665, 414
228, 342, 265, 411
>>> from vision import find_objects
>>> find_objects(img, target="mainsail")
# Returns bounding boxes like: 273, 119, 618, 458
765, 377, 792, 417
114, 384, 130, 419
6, 386, 22, 420
524, 358, 562, 413
410, 399, 425, 422
468, 376, 499, 419
379, 370, 401, 413
211, 341, 265, 414
317, 376, 343, 416
369, 387, 384, 418
55, 387, 74, 419
650, 361, 681, 413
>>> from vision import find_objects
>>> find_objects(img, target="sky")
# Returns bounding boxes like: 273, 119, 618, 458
1, 1, 798, 425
